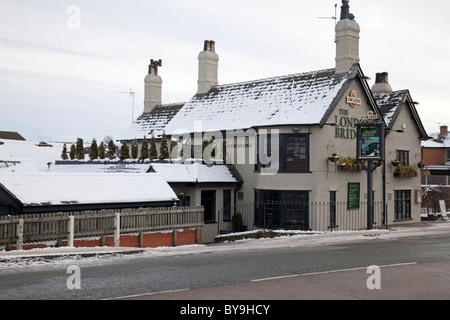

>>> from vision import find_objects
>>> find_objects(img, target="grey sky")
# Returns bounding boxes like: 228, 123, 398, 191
1, 0, 449, 142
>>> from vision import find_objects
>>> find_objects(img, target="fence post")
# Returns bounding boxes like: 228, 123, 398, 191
196, 227, 201, 244
68, 216, 75, 247
173, 229, 177, 247
114, 212, 120, 247
16, 219, 24, 250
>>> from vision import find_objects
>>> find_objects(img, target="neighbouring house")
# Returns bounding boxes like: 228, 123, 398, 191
117, 0, 428, 238
421, 125, 450, 216
421, 125, 450, 183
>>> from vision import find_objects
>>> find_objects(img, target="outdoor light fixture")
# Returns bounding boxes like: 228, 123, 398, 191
354, 75, 371, 80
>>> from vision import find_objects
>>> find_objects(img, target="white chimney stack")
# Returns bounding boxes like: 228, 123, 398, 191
335, 0, 360, 74
144, 59, 162, 113
197, 40, 219, 95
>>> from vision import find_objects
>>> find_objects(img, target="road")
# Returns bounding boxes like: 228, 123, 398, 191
1, 230, 450, 302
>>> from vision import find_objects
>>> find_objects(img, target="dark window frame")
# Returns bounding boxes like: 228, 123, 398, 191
396, 150, 410, 167
254, 189, 309, 230
394, 190, 411, 220
280, 134, 310, 173
255, 133, 310, 173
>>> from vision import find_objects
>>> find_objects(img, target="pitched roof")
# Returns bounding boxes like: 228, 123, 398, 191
0, 172, 178, 208
374, 90, 428, 139
164, 68, 353, 134
0, 131, 26, 141
120, 67, 363, 141
120, 102, 184, 140
373, 90, 409, 127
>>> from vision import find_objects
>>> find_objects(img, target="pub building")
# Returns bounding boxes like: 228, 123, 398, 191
120, 1, 428, 242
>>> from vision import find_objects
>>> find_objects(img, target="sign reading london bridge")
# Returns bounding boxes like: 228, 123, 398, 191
334, 90, 363, 140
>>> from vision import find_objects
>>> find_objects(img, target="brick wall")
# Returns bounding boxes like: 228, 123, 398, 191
4, 228, 201, 251
423, 147, 445, 165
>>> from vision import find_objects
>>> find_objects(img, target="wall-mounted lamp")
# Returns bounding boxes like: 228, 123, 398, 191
292, 128, 301, 133
385, 128, 404, 133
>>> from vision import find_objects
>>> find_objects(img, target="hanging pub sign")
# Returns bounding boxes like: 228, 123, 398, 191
356, 122, 385, 161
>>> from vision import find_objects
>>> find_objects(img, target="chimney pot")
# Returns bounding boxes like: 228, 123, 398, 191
204, 40, 210, 51
375, 72, 389, 84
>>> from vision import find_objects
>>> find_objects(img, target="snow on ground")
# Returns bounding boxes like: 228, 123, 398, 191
1, 221, 450, 272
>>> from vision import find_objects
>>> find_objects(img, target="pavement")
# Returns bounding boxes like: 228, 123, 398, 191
1, 220, 449, 263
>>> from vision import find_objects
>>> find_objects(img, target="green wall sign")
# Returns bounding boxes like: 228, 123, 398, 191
348, 182, 360, 210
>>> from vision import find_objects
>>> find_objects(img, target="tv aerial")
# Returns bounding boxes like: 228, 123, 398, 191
318, 3, 338, 27
119, 88, 135, 123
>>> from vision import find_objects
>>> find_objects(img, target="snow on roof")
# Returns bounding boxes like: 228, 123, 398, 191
0, 158, 39, 173
0, 139, 68, 171
50, 161, 151, 174
373, 90, 408, 127
0, 172, 178, 207
149, 162, 238, 183
49, 161, 239, 183
164, 68, 351, 134
120, 68, 353, 140
422, 132, 450, 148
120, 103, 184, 140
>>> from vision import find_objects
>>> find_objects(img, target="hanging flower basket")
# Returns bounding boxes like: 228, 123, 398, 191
328, 153, 339, 163
391, 159, 400, 167
417, 161, 425, 169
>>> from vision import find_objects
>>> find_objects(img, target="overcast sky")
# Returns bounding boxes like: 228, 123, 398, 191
1, 0, 449, 143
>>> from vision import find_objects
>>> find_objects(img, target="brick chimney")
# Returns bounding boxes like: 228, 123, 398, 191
371, 72, 393, 93
335, 1, 360, 74
143, 59, 163, 113
197, 40, 219, 95
440, 125, 448, 136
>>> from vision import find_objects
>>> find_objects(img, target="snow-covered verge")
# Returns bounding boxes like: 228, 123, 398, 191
1, 221, 449, 272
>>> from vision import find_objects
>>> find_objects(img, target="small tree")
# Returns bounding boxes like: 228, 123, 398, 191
76, 138, 84, 160
61, 143, 68, 160
119, 142, 130, 161
89, 138, 98, 160
159, 131, 169, 160
150, 135, 158, 160
69, 144, 76, 160
140, 136, 149, 160
98, 142, 106, 159
107, 139, 117, 159
131, 138, 139, 159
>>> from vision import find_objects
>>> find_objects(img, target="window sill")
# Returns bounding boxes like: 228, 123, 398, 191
393, 218, 413, 222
